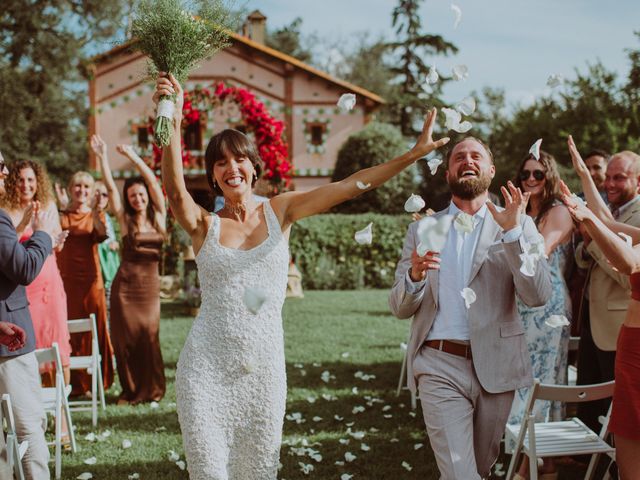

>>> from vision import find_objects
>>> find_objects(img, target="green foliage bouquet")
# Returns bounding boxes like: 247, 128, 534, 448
131, 0, 233, 146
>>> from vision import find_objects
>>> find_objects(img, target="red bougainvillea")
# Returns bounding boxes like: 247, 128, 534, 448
151, 82, 291, 193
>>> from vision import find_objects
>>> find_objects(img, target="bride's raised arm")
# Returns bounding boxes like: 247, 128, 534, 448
154, 74, 209, 241
271, 108, 449, 228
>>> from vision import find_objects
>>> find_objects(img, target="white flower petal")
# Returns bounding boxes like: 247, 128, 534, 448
618, 232, 632, 246
427, 157, 443, 176
454, 212, 475, 234
451, 3, 462, 28
354, 222, 373, 245
352, 405, 365, 414
77, 474, 93, 480
341, 474, 354, 480
452, 64, 469, 81
414, 443, 424, 450
442, 107, 461, 130
337, 93, 357, 112
335, 460, 345, 466
243, 286, 268, 314
546, 74, 564, 88
402, 461, 413, 471
529, 138, 543, 161
426, 65, 439, 85
460, 287, 477, 309
519, 253, 537, 277
416, 215, 454, 255
168, 450, 180, 462
455, 96, 476, 116
361, 443, 370, 451
404, 194, 426, 213
356, 181, 371, 190
84, 432, 96, 442
128, 474, 140, 480
312, 416, 322, 422
345, 452, 357, 462
122, 439, 132, 449
334, 415, 344, 421
83, 457, 97, 465
299, 462, 314, 474
176, 460, 186, 470
150, 401, 159, 409
454, 120, 473, 133
545, 315, 570, 328
339, 438, 350, 445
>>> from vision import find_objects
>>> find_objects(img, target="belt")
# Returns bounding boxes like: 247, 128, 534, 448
424, 340, 472, 359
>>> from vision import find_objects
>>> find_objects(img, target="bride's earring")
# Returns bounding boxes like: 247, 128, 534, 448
212, 180, 218, 190
253, 172, 257, 182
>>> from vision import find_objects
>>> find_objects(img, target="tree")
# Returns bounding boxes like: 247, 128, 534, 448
384, 0, 458, 136
0, 0, 125, 180
266, 17, 313, 63
331, 122, 418, 214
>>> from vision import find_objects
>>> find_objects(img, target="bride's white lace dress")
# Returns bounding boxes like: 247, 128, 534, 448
176, 201, 289, 479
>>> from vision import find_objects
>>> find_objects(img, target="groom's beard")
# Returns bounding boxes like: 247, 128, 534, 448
448, 172, 492, 200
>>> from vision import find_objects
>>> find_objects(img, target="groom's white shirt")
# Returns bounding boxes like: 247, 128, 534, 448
405, 202, 522, 341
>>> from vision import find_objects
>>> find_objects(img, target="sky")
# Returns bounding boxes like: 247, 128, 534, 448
242, 0, 640, 109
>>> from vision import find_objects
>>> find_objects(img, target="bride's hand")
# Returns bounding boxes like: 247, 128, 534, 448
409, 108, 450, 160
153, 73, 183, 124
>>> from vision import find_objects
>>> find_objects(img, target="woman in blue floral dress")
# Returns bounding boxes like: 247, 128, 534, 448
508, 151, 575, 479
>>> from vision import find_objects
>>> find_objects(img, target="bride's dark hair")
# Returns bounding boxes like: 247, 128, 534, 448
204, 129, 263, 195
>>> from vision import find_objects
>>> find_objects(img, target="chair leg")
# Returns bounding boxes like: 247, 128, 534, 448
97, 363, 106, 410
506, 449, 520, 480
91, 358, 98, 427
397, 350, 407, 397
584, 453, 600, 480
55, 390, 62, 479
63, 397, 77, 453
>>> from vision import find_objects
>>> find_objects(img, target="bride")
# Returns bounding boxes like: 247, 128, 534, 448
154, 73, 449, 480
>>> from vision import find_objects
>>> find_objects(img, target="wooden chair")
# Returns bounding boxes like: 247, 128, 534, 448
34, 342, 77, 479
505, 379, 616, 480
1, 394, 27, 480
67, 314, 106, 426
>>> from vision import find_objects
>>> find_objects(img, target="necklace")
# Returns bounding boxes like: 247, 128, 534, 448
221, 201, 248, 216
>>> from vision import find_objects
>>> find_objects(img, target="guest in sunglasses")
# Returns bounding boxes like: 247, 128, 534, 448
94, 181, 120, 311
507, 150, 574, 480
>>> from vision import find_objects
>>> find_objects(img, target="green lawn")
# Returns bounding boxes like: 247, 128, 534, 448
58, 290, 585, 479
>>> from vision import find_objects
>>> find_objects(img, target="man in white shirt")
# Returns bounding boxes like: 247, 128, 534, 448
389, 137, 552, 479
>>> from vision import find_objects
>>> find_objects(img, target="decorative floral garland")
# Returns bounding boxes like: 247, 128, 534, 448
150, 82, 292, 193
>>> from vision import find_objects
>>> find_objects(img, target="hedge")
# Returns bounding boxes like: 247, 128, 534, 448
289, 213, 413, 290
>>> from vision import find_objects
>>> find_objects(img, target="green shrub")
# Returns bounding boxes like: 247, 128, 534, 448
331, 122, 419, 214
290, 213, 413, 290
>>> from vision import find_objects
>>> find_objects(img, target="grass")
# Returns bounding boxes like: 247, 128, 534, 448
58, 290, 586, 479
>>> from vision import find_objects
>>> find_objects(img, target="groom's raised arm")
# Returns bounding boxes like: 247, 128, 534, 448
389, 222, 428, 319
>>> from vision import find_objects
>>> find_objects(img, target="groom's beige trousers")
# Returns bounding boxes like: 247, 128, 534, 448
415, 345, 514, 480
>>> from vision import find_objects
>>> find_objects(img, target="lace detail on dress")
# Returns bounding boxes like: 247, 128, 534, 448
176, 201, 290, 480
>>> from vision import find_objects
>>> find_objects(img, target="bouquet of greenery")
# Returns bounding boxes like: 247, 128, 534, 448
131, 0, 233, 147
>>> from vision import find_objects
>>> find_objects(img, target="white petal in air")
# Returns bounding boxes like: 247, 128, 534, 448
455, 96, 476, 116
356, 181, 371, 190
519, 252, 538, 277
545, 315, 570, 328
427, 157, 443, 175
454, 212, 475, 234
456, 121, 473, 133
404, 194, 426, 213
337, 93, 357, 112
547, 74, 564, 88
416, 215, 454, 255
243, 286, 267, 314
355, 222, 373, 245
460, 287, 477, 309
442, 108, 472, 133
452, 64, 469, 81
529, 138, 543, 161
451, 3, 462, 28
426, 66, 439, 85
618, 232, 632, 246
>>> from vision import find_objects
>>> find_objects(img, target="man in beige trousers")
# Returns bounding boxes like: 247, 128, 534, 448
389, 137, 552, 479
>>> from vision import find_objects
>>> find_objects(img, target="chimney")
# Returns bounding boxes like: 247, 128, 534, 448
243, 10, 267, 45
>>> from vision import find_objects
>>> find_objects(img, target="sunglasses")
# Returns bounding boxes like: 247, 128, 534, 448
519, 169, 546, 181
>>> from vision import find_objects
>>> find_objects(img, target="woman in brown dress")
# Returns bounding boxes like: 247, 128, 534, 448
90, 135, 167, 404
57, 170, 115, 395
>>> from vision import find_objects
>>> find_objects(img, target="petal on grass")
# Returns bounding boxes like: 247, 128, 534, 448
77, 474, 93, 480
122, 439, 132, 449
345, 452, 357, 462
83, 457, 97, 465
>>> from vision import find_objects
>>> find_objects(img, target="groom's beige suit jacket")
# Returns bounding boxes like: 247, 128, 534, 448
389, 209, 552, 394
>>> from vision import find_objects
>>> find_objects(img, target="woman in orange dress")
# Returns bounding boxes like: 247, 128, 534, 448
1, 160, 71, 384
91, 135, 166, 404
57, 171, 114, 395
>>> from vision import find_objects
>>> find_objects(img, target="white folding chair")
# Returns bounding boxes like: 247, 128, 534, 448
1, 394, 28, 480
567, 336, 580, 386
67, 314, 106, 426
34, 342, 77, 479
505, 379, 616, 480
396, 332, 417, 409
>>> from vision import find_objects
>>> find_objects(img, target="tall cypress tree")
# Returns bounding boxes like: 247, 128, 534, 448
386, 0, 458, 136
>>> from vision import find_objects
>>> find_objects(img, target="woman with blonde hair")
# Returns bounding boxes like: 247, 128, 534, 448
1, 160, 71, 385
57, 170, 114, 395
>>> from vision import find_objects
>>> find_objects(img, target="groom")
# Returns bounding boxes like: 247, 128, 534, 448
389, 137, 552, 479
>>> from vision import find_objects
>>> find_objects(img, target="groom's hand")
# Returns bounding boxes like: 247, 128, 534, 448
410, 249, 440, 282
487, 181, 530, 232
